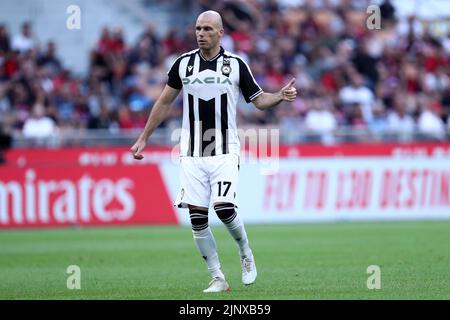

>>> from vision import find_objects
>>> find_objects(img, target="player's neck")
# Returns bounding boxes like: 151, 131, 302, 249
200, 45, 221, 61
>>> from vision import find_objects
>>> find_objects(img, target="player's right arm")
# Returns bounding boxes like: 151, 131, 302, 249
130, 85, 180, 160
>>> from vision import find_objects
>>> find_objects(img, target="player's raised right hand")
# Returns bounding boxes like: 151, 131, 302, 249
130, 139, 146, 160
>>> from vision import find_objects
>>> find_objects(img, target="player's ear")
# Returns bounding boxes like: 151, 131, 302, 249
218, 28, 224, 37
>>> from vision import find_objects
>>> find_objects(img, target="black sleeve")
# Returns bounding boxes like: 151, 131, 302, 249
167, 57, 182, 90
237, 58, 262, 103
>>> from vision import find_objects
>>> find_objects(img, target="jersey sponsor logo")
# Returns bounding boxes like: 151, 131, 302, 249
182, 76, 232, 85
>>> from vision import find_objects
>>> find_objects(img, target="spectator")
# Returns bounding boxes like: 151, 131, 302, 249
138, 23, 161, 61
368, 103, 388, 136
339, 73, 375, 123
386, 96, 415, 136
22, 103, 57, 139
379, 0, 396, 24
97, 27, 114, 55
3, 50, 20, 79
88, 103, 116, 130
11, 22, 37, 53
162, 29, 182, 56
128, 38, 157, 68
110, 27, 126, 54
351, 40, 379, 86
37, 41, 62, 75
230, 21, 253, 54
304, 98, 337, 143
0, 24, 11, 53
417, 102, 446, 140
347, 103, 367, 128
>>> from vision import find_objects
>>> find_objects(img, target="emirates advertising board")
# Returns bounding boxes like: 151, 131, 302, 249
0, 147, 178, 228
1, 143, 450, 228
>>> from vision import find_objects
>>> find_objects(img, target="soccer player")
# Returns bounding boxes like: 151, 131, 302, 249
131, 10, 297, 293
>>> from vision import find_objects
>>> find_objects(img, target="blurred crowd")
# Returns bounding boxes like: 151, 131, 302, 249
1, 0, 450, 146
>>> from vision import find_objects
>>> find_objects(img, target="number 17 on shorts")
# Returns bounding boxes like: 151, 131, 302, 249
175, 154, 239, 208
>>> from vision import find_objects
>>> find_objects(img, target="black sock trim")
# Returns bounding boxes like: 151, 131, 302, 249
189, 209, 208, 231
214, 203, 236, 224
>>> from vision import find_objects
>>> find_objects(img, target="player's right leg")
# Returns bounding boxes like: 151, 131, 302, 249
174, 156, 229, 293
189, 204, 230, 293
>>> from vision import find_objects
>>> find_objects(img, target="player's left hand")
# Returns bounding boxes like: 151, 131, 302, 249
280, 78, 297, 102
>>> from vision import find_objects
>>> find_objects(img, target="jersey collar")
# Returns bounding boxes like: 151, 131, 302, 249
199, 46, 224, 62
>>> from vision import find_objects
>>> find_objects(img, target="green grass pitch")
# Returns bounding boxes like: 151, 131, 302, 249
1, 221, 449, 299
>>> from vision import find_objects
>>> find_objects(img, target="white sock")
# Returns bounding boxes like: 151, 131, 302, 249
223, 213, 253, 259
192, 227, 225, 279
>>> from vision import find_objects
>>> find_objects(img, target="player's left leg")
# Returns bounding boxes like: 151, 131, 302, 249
209, 154, 257, 285
213, 202, 257, 285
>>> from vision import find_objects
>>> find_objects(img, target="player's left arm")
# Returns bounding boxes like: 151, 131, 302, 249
252, 78, 297, 110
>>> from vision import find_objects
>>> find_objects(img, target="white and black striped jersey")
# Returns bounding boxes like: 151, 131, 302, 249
167, 46, 262, 157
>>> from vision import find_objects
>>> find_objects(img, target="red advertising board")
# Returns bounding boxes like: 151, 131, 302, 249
0, 163, 177, 228
275, 142, 450, 157
1, 142, 450, 228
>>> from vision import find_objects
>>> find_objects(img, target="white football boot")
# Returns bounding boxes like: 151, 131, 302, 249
241, 255, 257, 285
203, 277, 231, 293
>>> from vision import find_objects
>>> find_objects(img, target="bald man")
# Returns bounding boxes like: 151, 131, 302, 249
131, 10, 297, 293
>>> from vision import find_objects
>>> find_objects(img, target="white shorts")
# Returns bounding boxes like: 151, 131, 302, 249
174, 154, 239, 209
